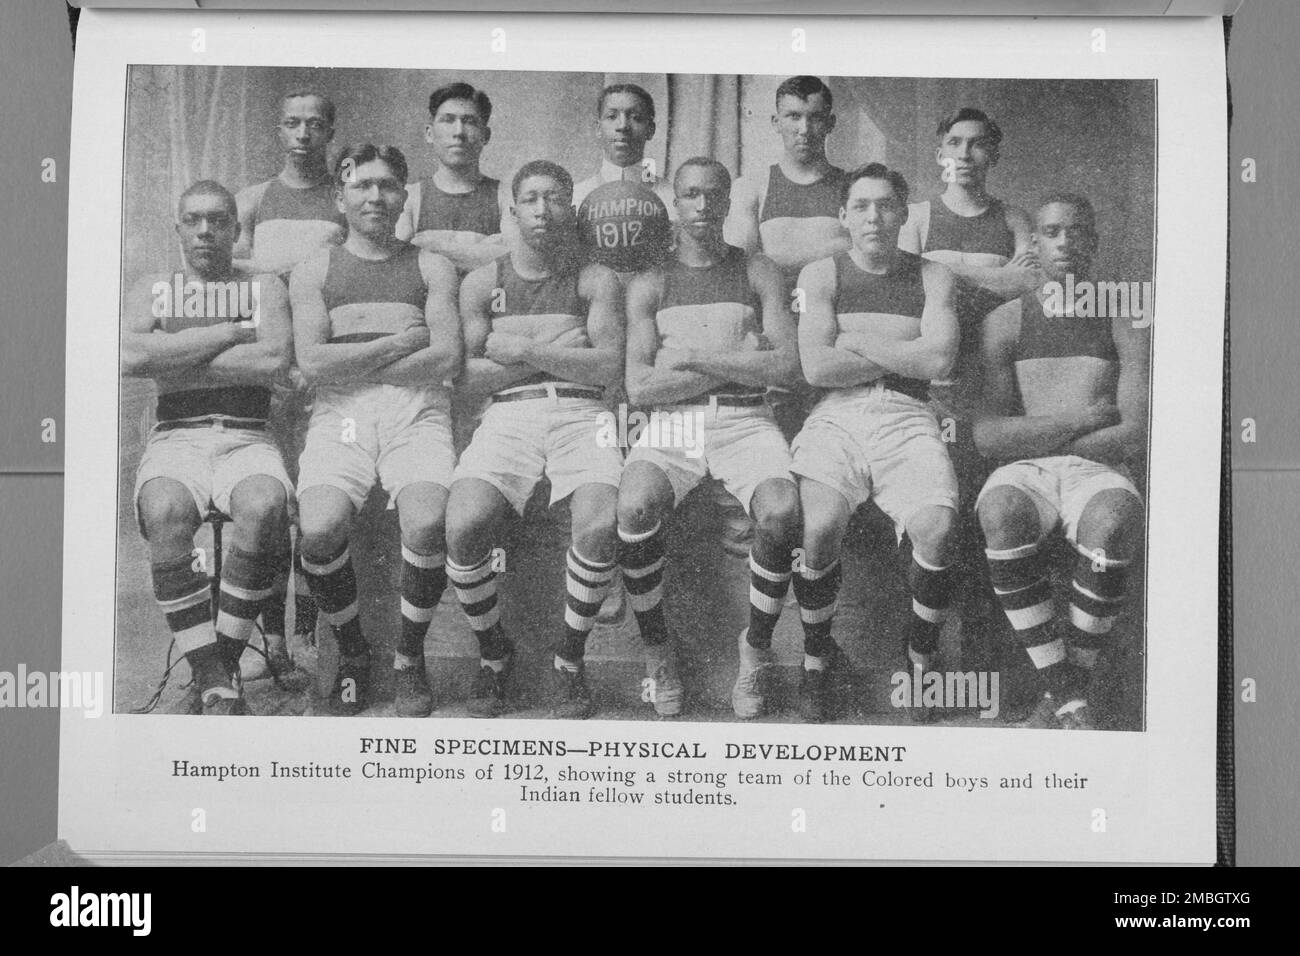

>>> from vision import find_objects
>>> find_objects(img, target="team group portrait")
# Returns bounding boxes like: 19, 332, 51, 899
113, 65, 1154, 729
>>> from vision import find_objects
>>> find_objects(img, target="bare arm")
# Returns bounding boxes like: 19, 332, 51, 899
796, 257, 887, 389
291, 251, 421, 386
972, 308, 1112, 459
1059, 317, 1150, 466
230, 183, 264, 268
373, 252, 464, 386
675, 254, 802, 389
897, 202, 925, 255
934, 205, 1041, 301
624, 269, 726, 405
191, 273, 292, 386
722, 176, 762, 256
457, 263, 542, 396
120, 276, 246, 376
488, 263, 623, 386
837, 259, 960, 381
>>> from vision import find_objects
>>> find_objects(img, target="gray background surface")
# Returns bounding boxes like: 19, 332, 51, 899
0, 0, 1289, 865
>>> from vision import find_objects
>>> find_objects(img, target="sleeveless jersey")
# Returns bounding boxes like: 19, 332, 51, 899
414, 175, 501, 236
322, 243, 427, 343
1015, 290, 1118, 365
492, 254, 587, 389
832, 250, 930, 402
921, 197, 1016, 331
255, 177, 346, 230
249, 176, 347, 276
759, 164, 845, 223
155, 273, 271, 422
655, 244, 762, 399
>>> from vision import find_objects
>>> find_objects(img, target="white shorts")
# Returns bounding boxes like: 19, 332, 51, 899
297, 383, 455, 511
791, 382, 958, 536
134, 419, 293, 535
624, 400, 794, 514
976, 455, 1142, 545
453, 390, 623, 515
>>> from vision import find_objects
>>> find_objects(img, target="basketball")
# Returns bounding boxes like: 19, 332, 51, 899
577, 179, 671, 273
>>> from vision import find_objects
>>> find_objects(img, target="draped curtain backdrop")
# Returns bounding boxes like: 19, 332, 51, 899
123, 65, 1153, 290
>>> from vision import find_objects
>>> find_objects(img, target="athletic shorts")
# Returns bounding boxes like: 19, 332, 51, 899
453, 388, 623, 515
976, 455, 1142, 546
791, 382, 958, 537
625, 400, 794, 514
297, 383, 455, 511
133, 419, 293, 536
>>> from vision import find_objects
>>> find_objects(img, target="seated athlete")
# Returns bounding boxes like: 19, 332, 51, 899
791, 163, 961, 722
447, 159, 625, 719
122, 180, 293, 715
291, 144, 462, 717
974, 193, 1148, 730
618, 157, 801, 719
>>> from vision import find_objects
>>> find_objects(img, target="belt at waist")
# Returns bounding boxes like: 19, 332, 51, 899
155, 415, 267, 432
880, 374, 930, 403
679, 392, 767, 408
491, 383, 604, 404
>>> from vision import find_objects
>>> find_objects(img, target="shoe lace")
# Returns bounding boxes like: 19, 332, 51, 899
736, 659, 772, 694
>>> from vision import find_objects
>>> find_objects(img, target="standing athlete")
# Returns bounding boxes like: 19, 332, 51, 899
233, 90, 349, 672
618, 157, 801, 719
897, 107, 1038, 671
123, 180, 294, 715
396, 82, 512, 275
291, 144, 462, 717
974, 194, 1148, 730
572, 83, 676, 215
791, 164, 961, 722
447, 160, 625, 719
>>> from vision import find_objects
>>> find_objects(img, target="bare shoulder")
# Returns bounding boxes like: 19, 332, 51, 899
290, 246, 331, 288
746, 251, 783, 287
417, 247, 457, 283
235, 180, 269, 214
579, 260, 622, 298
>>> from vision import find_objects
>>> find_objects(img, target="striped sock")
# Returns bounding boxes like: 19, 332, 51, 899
619, 523, 668, 646
986, 539, 1073, 697
447, 553, 510, 661
906, 552, 954, 664
301, 543, 365, 657
399, 545, 447, 660
151, 553, 224, 690
747, 547, 792, 650
559, 547, 617, 662
793, 559, 841, 659
1068, 544, 1129, 667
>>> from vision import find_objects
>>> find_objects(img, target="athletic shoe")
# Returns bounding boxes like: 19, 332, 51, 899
1019, 691, 1092, 729
644, 640, 684, 717
239, 635, 269, 681
325, 647, 371, 716
201, 684, 249, 716
467, 651, 513, 718
393, 660, 434, 718
550, 664, 596, 719
798, 653, 838, 723
731, 627, 774, 719
594, 570, 627, 625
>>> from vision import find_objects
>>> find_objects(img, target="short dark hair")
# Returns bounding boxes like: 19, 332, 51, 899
428, 82, 492, 125
597, 83, 655, 120
673, 156, 731, 194
840, 162, 910, 208
333, 143, 409, 188
775, 75, 833, 111
511, 159, 573, 200
936, 107, 1002, 150
281, 89, 336, 126
176, 179, 238, 221
1036, 192, 1097, 234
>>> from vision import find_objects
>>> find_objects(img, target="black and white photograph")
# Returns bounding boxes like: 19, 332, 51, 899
57, 10, 1222, 863
113, 65, 1155, 731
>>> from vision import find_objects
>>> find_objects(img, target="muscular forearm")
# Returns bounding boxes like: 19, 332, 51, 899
801, 345, 885, 389
973, 414, 1081, 461
460, 358, 542, 396
372, 347, 459, 387
523, 343, 621, 387
770, 236, 850, 274
946, 263, 1040, 301
122, 326, 235, 377
837, 331, 952, 381
683, 349, 798, 389
411, 230, 508, 273
196, 343, 289, 385
1061, 422, 1144, 467
297, 337, 412, 386
627, 367, 726, 405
